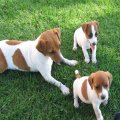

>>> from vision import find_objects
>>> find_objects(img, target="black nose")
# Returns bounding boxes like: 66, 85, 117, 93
92, 42, 96, 46
101, 95, 106, 100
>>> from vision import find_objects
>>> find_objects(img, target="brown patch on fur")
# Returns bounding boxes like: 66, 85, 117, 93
6, 40, 23, 45
82, 21, 99, 39
105, 71, 112, 88
0, 48, 7, 73
12, 49, 30, 71
36, 28, 61, 63
93, 20, 99, 31
81, 79, 88, 100
88, 71, 111, 97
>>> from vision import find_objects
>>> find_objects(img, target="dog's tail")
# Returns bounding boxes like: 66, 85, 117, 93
75, 70, 81, 78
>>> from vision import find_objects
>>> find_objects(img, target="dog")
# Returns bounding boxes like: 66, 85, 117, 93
73, 21, 99, 63
73, 70, 112, 120
0, 28, 78, 95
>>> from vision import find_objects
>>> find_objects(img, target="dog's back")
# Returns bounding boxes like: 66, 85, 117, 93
0, 40, 37, 72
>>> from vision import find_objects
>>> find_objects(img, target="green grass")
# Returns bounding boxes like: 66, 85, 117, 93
0, 0, 120, 120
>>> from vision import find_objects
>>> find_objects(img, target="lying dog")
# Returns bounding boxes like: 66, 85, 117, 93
0, 28, 78, 95
73, 70, 112, 120
73, 21, 99, 63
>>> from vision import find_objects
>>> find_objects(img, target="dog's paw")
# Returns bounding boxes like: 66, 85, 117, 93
85, 58, 90, 63
73, 47, 77, 51
61, 85, 70, 95
92, 58, 97, 64
74, 101, 79, 108
103, 100, 108, 106
97, 116, 103, 120
69, 60, 78, 66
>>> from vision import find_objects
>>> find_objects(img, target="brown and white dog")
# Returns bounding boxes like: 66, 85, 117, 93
73, 21, 99, 63
73, 70, 112, 120
0, 28, 78, 95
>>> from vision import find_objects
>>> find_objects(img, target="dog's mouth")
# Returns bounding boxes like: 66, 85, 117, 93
90, 43, 96, 51
90, 44, 95, 51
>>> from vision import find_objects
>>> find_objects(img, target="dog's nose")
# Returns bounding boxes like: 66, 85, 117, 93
92, 42, 96, 46
101, 95, 106, 100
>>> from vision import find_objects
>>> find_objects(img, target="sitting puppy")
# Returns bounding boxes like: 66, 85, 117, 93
0, 28, 78, 95
73, 70, 112, 120
73, 21, 99, 63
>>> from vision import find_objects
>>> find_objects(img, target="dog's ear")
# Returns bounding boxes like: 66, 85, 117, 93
105, 71, 112, 88
82, 23, 88, 32
36, 39, 47, 55
88, 73, 94, 89
94, 20, 99, 29
53, 28, 61, 41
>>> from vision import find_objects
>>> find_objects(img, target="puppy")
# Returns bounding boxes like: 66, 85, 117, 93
73, 21, 99, 63
73, 70, 112, 120
0, 28, 78, 95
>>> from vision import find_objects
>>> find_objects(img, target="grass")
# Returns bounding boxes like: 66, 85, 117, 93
0, 0, 120, 120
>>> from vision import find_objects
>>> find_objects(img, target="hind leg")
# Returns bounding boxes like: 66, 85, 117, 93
73, 92, 79, 108
0, 48, 7, 73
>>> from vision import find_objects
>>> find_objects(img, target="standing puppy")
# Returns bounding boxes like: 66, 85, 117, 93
73, 21, 99, 63
0, 28, 78, 95
73, 70, 112, 120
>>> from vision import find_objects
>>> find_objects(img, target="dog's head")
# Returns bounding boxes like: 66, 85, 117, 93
82, 21, 99, 50
88, 71, 112, 101
36, 28, 62, 64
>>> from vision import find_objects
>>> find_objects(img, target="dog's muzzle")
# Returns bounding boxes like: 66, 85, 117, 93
92, 42, 96, 46
101, 95, 106, 100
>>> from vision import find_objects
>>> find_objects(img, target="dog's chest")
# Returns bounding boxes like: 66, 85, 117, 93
75, 29, 91, 49
85, 42, 91, 49
78, 40, 90, 49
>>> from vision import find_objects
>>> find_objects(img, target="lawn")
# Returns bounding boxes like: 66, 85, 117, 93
0, 0, 120, 120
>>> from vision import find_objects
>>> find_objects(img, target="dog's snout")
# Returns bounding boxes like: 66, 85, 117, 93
101, 95, 106, 100
92, 42, 96, 46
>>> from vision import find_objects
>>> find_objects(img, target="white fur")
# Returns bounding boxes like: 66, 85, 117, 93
73, 25, 98, 63
75, 70, 79, 75
0, 37, 78, 95
73, 72, 109, 120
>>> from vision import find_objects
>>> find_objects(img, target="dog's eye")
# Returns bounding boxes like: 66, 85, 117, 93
89, 33, 93, 38
95, 32, 97, 37
95, 86, 100, 90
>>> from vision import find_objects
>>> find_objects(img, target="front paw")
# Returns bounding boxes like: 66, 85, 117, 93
103, 100, 108, 106
74, 101, 79, 108
69, 60, 78, 66
61, 85, 70, 95
92, 58, 97, 64
97, 116, 103, 120
85, 58, 90, 63
73, 47, 77, 51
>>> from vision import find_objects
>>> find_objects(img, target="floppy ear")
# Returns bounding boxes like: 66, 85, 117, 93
88, 73, 94, 89
94, 20, 99, 29
105, 71, 112, 88
82, 23, 88, 32
36, 39, 46, 55
53, 28, 61, 41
